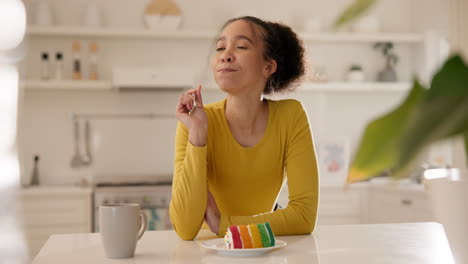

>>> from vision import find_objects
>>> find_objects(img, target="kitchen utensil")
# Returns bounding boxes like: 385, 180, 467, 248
30, 155, 40, 185
82, 120, 93, 165
70, 119, 83, 168
189, 93, 197, 115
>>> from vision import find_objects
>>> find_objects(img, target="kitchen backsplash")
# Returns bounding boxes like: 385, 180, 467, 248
18, 88, 405, 185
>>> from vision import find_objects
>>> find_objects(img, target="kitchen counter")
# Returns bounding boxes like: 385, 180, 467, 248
33, 222, 453, 264
20, 185, 93, 197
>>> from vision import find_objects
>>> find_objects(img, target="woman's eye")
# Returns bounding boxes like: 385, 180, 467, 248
237, 46, 247, 49
216, 47, 225, 51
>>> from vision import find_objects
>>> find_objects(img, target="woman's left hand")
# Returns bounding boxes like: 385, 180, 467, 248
205, 191, 220, 234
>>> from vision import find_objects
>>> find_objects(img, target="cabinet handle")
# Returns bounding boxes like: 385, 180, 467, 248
401, 199, 412, 206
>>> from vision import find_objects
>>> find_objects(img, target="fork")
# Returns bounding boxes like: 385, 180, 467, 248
189, 93, 197, 115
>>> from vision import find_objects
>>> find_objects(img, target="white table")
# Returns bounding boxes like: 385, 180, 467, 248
33, 222, 454, 264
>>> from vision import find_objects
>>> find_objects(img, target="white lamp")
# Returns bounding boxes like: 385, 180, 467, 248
0, 0, 26, 51
0, 0, 29, 263
0, 0, 26, 188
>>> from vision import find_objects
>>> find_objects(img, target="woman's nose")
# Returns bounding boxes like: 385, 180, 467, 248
220, 50, 234, 63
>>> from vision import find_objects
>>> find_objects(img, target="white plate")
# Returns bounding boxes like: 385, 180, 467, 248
199, 238, 287, 256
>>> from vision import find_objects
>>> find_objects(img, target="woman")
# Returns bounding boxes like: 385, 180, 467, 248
170, 16, 319, 240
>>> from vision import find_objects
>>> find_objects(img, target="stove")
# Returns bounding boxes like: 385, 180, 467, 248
93, 175, 173, 232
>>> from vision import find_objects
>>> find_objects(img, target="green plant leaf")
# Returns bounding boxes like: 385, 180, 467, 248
333, 0, 377, 30
347, 80, 427, 183
464, 131, 468, 166
393, 55, 468, 177
347, 54, 468, 184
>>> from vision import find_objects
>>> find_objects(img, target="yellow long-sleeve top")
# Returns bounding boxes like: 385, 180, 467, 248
170, 98, 319, 240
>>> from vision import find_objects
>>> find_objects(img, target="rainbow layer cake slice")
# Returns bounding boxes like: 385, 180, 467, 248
224, 222, 276, 249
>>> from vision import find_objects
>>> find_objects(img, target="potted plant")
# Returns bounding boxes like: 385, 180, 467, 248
346, 64, 365, 82
334, 1, 468, 263
374, 42, 398, 82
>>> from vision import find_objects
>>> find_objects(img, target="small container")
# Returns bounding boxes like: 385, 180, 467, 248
54, 52, 64, 80
346, 65, 365, 82
40, 52, 50, 80
88, 41, 99, 80
72, 41, 82, 80
35, 0, 54, 26
83, 2, 103, 27
30, 155, 40, 186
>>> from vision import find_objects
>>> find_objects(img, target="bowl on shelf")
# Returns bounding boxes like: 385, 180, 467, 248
144, 14, 181, 31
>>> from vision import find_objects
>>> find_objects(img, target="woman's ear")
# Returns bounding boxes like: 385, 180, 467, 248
264, 60, 277, 77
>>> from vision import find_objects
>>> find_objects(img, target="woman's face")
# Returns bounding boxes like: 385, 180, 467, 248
211, 20, 274, 95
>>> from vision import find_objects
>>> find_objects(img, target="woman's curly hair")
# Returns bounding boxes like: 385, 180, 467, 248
221, 16, 306, 95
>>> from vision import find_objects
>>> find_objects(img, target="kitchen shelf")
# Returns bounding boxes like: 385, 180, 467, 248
299, 82, 412, 92
301, 33, 424, 43
26, 26, 424, 43
27, 26, 217, 40
21, 80, 412, 93
21, 80, 113, 90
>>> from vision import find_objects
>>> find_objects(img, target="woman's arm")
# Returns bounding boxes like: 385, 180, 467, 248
170, 86, 209, 240
215, 102, 319, 236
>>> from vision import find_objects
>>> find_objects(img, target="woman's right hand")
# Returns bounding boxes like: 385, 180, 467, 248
176, 85, 208, 147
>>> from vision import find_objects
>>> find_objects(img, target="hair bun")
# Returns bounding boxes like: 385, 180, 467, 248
265, 22, 305, 94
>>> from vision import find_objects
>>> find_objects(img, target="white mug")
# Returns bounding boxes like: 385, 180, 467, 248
99, 204, 147, 259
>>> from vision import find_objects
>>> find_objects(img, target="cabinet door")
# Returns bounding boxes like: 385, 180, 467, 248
317, 187, 362, 225
21, 196, 91, 226
19, 191, 92, 258
368, 187, 434, 223
277, 185, 363, 225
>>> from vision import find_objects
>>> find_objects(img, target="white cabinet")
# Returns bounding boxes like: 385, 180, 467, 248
19, 186, 93, 258
366, 184, 434, 224
277, 184, 367, 225
317, 186, 366, 225
278, 181, 434, 226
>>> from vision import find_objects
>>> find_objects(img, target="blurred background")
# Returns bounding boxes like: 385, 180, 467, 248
3, 0, 467, 260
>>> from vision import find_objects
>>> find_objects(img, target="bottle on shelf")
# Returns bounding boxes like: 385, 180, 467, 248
88, 41, 99, 80
40, 52, 50, 80
30, 155, 40, 186
72, 40, 82, 80
54, 52, 64, 80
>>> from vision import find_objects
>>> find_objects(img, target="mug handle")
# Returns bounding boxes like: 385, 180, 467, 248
138, 211, 147, 240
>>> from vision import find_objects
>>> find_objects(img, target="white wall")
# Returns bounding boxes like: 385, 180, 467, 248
18, 0, 451, 185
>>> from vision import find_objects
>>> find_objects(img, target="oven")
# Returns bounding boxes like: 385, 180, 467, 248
93, 182, 173, 232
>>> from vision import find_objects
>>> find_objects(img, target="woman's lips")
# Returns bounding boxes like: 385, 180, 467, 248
217, 68, 237, 72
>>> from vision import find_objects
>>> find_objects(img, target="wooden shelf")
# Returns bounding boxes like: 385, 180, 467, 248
21, 80, 412, 93
27, 26, 424, 43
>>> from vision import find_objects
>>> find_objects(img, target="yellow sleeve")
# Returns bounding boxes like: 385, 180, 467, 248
217, 102, 319, 236
169, 122, 208, 240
